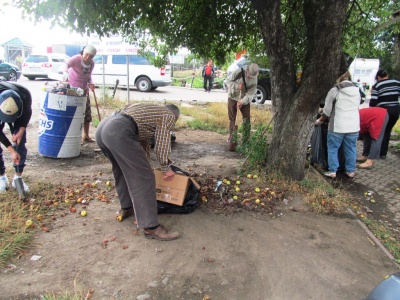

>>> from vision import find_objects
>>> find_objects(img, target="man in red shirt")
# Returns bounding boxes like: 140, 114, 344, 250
357, 107, 389, 169
202, 59, 216, 92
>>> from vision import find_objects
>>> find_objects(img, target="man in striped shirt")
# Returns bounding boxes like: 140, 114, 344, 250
369, 69, 400, 159
95, 103, 180, 241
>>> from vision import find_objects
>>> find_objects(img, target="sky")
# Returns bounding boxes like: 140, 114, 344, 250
0, 1, 87, 56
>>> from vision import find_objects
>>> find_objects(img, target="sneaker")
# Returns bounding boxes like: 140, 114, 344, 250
12, 175, 29, 192
0, 175, 9, 192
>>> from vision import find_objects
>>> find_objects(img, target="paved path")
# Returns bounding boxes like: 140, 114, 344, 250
353, 140, 400, 223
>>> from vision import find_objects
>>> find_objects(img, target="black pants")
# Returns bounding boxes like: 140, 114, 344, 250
203, 75, 213, 91
380, 105, 400, 157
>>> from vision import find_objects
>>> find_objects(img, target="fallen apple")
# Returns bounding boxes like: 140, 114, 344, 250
253, 175, 258, 179
25, 219, 33, 227
70, 207, 77, 213
116, 215, 123, 222
106, 181, 111, 186
233, 195, 238, 200
235, 187, 240, 192
255, 199, 260, 204
81, 210, 87, 217
226, 181, 231, 185
247, 174, 253, 179
255, 187, 260, 192
91, 183, 97, 187
236, 180, 241, 185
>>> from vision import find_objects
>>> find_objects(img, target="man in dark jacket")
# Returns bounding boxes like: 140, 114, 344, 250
0, 82, 32, 192
202, 59, 216, 92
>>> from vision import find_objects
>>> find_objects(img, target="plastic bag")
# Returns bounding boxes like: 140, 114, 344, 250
310, 125, 328, 170
156, 166, 200, 214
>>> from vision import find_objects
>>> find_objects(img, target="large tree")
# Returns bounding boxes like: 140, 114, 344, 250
14, 0, 397, 180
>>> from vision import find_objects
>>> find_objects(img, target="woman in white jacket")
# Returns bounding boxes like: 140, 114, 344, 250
315, 71, 361, 179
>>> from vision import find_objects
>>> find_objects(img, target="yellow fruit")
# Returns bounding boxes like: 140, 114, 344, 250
247, 174, 253, 179
25, 220, 33, 227
81, 210, 87, 217
75, 189, 81, 194
65, 199, 70, 204
91, 183, 97, 187
106, 181, 111, 186
236, 180, 241, 185
255, 199, 260, 204
253, 175, 258, 179
218, 163, 222, 168
235, 187, 240, 192
255, 187, 260, 192
36, 214, 43, 221
116, 215, 123, 222
233, 195, 238, 200
69, 192, 74, 197
201, 196, 207, 202
77, 197, 83, 203
223, 179, 227, 184
226, 181, 231, 185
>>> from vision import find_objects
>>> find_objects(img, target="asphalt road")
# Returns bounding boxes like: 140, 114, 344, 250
14, 76, 229, 106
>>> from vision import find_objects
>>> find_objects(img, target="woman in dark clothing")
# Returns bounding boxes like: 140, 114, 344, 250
369, 69, 400, 158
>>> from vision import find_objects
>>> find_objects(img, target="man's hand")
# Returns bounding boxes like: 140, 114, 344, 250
237, 101, 243, 109
315, 119, 323, 126
163, 169, 175, 181
89, 83, 95, 91
12, 128, 25, 145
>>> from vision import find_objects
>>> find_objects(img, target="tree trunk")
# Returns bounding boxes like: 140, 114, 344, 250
252, 0, 349, 180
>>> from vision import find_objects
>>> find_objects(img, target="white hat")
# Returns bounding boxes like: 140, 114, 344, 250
83, 44, 97, 56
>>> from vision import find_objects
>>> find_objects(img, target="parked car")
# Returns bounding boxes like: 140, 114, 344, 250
91, 53, 172, 92
0, 62, 21, 82
22, 53, 70, 80
224, 59, 272, 104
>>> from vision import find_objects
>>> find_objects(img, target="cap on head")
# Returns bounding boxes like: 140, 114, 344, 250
248, 63, 259, 77
0, 90, 22, 123
83, 44, 97, 56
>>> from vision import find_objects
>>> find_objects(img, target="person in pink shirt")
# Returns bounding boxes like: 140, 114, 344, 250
63, 44, 97, 142
357, 107, 389, 169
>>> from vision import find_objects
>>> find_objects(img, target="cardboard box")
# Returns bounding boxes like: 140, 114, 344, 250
154, 169, 195, 206
66, 89, 77, 96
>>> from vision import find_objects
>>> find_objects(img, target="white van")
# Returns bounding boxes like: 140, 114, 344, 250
91, 53, 171, 92
22, 53, 70, 80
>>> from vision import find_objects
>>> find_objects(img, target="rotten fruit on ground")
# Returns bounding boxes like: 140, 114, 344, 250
36, 214, 43, 221
223, 179, 227, 184
81, 210, 87, 217
255, 187, 261, 192
91, 182, 97, 187
255, 199, 260, 204
70, 207, 77, 213
201, 196, 207, 202
106, 181, 111, 186
235, 187, 240, 192
25, 219, 33, 227
247, 174, 253, 179
116, 215, 123, 222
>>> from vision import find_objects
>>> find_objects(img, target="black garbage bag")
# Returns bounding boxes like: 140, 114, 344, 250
310, 125, 328, 170
157, 165, 200, 214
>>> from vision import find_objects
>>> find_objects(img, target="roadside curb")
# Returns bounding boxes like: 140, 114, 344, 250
347, 207, 400, 270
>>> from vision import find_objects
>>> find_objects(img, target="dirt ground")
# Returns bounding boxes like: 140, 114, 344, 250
1, 112, 400, 300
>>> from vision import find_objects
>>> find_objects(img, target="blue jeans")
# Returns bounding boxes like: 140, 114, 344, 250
327, 131, 358, 174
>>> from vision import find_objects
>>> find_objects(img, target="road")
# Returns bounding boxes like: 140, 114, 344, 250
14, 76, 229, 107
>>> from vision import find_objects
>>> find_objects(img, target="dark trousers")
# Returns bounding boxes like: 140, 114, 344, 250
227, 98, 250, 142
95, 114, 159, 228
0, 126, 27, 175
380, 105, 400, 157
203, 75, 213, 91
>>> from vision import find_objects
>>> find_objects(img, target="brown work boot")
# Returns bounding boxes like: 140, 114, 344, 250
116, 207, 134, 221
144, 224, 180, 241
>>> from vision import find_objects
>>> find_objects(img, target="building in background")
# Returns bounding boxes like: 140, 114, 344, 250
349, 58, 380, 90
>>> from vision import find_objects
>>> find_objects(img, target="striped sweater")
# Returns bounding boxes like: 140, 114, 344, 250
370, 78, 400, 108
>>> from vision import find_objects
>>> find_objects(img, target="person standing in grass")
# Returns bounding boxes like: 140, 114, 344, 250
202, 59, 216, 93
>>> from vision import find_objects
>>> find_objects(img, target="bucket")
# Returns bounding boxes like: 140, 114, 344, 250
38, 92, 86, 158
